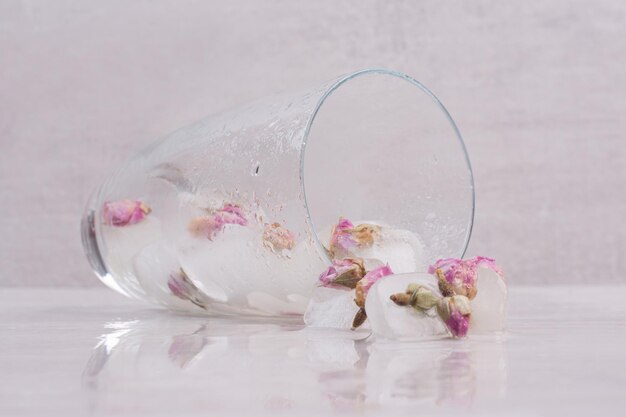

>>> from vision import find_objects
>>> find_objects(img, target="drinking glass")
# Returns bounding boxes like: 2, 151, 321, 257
81, 69, 474, 316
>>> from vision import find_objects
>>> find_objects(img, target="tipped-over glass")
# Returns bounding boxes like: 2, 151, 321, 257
81, 69, 474, 316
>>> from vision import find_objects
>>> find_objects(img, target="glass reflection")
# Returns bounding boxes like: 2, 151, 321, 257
82, 315, 507, 413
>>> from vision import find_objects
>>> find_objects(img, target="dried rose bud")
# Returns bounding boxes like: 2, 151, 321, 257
217, 203, 248, 226
262, 222, 296, 252
436, 295, 472, 338
188, 202, 248, 240
429, 258, 477, 299
318, 258, 366, 289
168, 269, 210, 309
351, 264, 393, 329
349, 224, 379, 247
329, 217, 356, 250
390, 283, 440, 311
354, 264, 393, 308
102, 200, 151, 227
329, 217, 381, 256
430, 256, 504, 300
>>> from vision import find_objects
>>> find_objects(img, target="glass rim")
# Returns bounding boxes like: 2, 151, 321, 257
299, 68, 475, 265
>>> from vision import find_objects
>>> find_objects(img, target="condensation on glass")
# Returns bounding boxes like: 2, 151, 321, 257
81, 69, 475, 316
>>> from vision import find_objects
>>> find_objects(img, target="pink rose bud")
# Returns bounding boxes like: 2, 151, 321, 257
262, 222, 296, 252
217, 203, 248, 226
437, 295, 472, 338
329, 217, 380, 256
352, 264, 394, 329
329, 217, 356, 251
354, 264, 393, 308
318, 258, 366, 289
429, 256, 502, 300
102, 200, 151, 227
188, 202, 247, 240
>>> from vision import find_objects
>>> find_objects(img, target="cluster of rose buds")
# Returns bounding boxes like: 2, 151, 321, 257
102, 200, 151, 227
426, 257, 503, 337
318, 218, 395, 329
187, 202, 299, 256
188, 203, 248, 240
390, 283, 472, 338
389, 257, 504, 338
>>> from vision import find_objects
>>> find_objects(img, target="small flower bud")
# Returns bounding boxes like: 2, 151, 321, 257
262, 222, 295, 253
352, 264, 393, 329
102, 200, 151, 227
329, 217, 381, 256
349, 223, 380, 247
430, 258, 478, 299
354, 264, 393, 308
429, 256, 503, 300
188, 202, 247, 240
390, 284, 440, 311
318, 258, 366, 289
411, 286, 440, 310
217, 203, 247, 226
436, 295, 471, 338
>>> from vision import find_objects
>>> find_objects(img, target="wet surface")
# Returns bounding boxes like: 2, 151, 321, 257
1, 286, 624, 416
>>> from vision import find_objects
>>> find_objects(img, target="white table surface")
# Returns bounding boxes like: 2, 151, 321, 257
1, 286, 624, 416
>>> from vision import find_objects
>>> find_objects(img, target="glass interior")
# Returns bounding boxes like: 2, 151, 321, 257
303, 69, 474, 268
81, 68, 474, 316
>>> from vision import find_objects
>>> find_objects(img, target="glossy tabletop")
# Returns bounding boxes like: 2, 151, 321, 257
1, 286, 624, 416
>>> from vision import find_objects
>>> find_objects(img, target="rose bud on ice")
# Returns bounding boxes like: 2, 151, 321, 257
352, 264, 393, 329
217, 203, 247, 226
390, 283, 440, 311
429, 256, 504, 300
188, 202, 248, 240
318, 258, 366, 289
329, 217, 380, 257
102, 200, 151, 227
429, 258, 478, 299
262, 222, 296, 253
436, 295, 472, 338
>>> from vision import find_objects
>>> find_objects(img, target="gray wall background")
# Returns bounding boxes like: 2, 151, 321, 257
1, 0, 625, 287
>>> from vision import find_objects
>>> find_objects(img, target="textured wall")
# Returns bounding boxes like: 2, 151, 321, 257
1, 0, 625, 287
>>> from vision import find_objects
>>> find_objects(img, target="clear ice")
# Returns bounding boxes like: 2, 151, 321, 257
365, 273, 449, 340
303, 222, 427, 330
364, 268, 507, 340
317, 221, 426, 273
470, 266, 507, 333
303, 287, 365, 330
